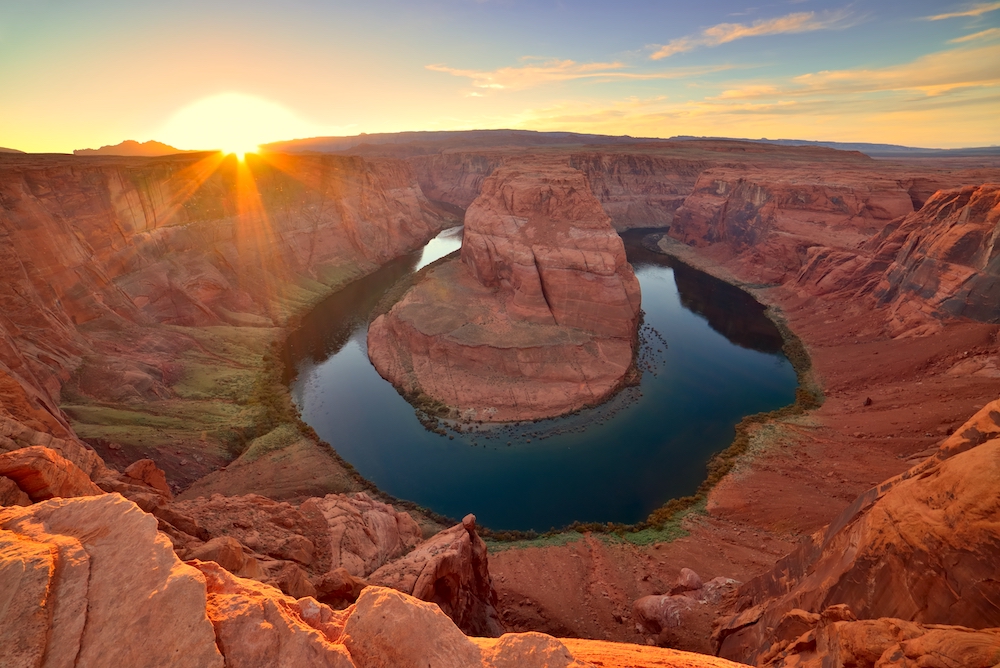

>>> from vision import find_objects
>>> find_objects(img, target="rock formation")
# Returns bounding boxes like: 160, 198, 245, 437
792, 183, 1000, 336
0, 492, 748, 668
714, 399, 1000, 664
368, 163, 642, 421
370, 513, 502, 637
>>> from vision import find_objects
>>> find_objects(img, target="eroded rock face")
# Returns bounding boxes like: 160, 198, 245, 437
301, 492, 422, 577
368, 163, 641, 421
0, 494, 224, 667
757, 611, 1000, 668
871, 184, 1000, 334
716, 399, 1000, 664
0, 445, 103, 501
370, 514, 502, 637
193, 559, 356, 668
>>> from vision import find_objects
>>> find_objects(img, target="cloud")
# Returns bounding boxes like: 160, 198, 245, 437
499, 42, 1000, 148
650, 10, 854, 59
949, 27, 1000, 42
711, 43, 1000, 98
426, 58, 736, 91
923, 2, 1000, 20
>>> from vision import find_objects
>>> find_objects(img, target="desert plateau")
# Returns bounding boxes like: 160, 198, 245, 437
3, 2, 1000, 667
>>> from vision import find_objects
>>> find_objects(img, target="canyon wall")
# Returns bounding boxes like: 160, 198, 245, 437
0, 152, 449, 485
368, 162, 641, 422
714, 399, 1000, 665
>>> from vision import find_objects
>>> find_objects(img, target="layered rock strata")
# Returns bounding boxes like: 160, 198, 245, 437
368, 164, 641, 422
714, 399, 1000, 664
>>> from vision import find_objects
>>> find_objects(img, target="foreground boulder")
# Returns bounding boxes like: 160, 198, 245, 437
0, 445, 103, 501
368, 162, 642, 422
716, 399, 1000, 663
370, 513, 502, 637
0, 494, 224, 667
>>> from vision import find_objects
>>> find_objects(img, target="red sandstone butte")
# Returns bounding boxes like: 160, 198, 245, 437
368, 163, 641, 422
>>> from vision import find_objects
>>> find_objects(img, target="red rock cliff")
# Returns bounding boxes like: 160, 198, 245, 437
368, 163, 641, 422
0, 152, 447, 460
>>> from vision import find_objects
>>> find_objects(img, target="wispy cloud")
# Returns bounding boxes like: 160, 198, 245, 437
923, 2, 1000, 20
426, 58, 736, 92
950, 27, 1000, 41
650, 10, 855, 59
502, 43, 1000, 148
713, 43, 1000, 98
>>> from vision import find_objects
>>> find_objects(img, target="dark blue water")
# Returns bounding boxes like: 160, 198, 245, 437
286, 228, 797, 531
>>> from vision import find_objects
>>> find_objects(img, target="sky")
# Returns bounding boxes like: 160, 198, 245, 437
1, 0, 998, 152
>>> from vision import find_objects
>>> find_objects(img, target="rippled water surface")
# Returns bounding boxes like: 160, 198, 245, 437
286, 228, 797, 531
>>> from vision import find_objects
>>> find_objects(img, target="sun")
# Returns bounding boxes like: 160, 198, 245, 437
157, 92, 325, 155
220, 141, 261, 161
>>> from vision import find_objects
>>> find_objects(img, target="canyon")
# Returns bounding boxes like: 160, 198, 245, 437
1, 134, 998, 666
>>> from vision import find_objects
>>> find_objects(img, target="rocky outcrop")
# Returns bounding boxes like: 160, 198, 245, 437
0, 445, 103, 501
0, 494, 224, 667
791, 184, 1000, 337
194, 559, 356, 667
871, 184, 1000, 332
0, 493, 746, 668
715, 399, 1000, 664
368, 163, 641, 421
370, 513, 502, 637
756, 609, 1000, 668
301, 491, 422, 577
632, 569, 740, 654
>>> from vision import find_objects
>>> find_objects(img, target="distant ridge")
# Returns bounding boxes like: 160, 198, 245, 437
0, 147, 25, 154
265, 129, 666, 157
672, 135, 1000, 159
73, 139, 197, 157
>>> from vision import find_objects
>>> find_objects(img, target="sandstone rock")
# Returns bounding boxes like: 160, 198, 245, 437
560, 637, 750, 668
342, 586, 484, 668
188, 535, 250, 573
261, 559, 318, 599
368, 162, 641, 421
369, 514, 502, 637
634, 594, 701, 634
482, 632, 594, 668
0, 529, 53, 667
0, 475, 29, 506
300, 492, 422, 577
0, 445, 103, 501
717, 407, 1000, 663
192, 559, 355, 667
871, 185, 1000, 333
173, 493, 325, 566
759, 616, 1000, 668
671, 567, 703, 594
0, 415, 108, 479
0, 494, 223, 667
122, 458, 173, 498
315, 566, 368, 607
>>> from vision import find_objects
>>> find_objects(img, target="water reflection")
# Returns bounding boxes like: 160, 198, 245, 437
625, 233, 784, 354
